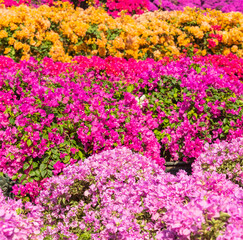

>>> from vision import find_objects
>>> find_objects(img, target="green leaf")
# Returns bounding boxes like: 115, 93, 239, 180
47, 170, 53, 177
27, 139, 32, 147
172, 79, 177, 84
196, 66, 201, 74
41, 169, 47, 178
9, 118, 15, 124
78, 151, 84, 159
43, 134, 48, 139
19, 174, 27, 182
23, 162, 30, 171
60, 125, 64, 134
117, 129, 125, 132
32, 162, 38, 169
219, 212, 230, 219
29, 171, 36, 177
125, 117, 130, 123
223, 118, 228, 124
10, 155, 14, 160
127, 85, 134, 93
42, 156, 50, 164
12, 174, 18, 180
40, 163, 47, 172
35, 169, 41, 177
63, 155, 70, 164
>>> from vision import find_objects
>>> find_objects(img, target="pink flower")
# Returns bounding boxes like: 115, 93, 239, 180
53, 161, 66, 175
70, 148, 78, 154
60, 153, 67, 159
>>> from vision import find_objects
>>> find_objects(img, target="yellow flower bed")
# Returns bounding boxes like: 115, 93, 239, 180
0, 2, 242, 61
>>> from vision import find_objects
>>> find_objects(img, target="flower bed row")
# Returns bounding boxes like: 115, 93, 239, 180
0, 4, 243, 62
149, 0, 243, 13
1, 143, 243, 239
0, 54, 242, 201
2, 0, 243, 16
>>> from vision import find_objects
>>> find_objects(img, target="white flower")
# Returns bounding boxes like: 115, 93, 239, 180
135, 95, 147, 107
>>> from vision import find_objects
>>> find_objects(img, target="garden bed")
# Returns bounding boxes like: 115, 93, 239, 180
0, 1, 242, 240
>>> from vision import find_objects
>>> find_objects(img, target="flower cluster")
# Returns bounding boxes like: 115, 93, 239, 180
193, 137, 243, 187
100, 0, 149, 17
0, 4, 243, 61
0, 189, 43, 239
71, 54, 243, 162
1, 0, 149, 16
38, 147, 243, 239
193, 53, 243, 83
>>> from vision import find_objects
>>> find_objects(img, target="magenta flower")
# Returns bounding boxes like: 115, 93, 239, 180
53, 161, 66, 175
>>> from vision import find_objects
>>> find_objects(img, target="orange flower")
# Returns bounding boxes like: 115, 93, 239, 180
231, 45, 238, 53
14, 41, 23, 50
4, 47, 11, 54
8, 38, 15, 45
10, 23, 18, 31
0, 30, 7, 38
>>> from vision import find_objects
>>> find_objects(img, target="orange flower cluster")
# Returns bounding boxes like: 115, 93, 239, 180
0, 3, 242, 61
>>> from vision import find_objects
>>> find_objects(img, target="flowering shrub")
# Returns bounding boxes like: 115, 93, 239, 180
2, 0, 243, 14
193, 137, 243, 187
99, 0, 149, 17
129, 57, 243, 161
0, 56, 163, 201
193, 53, 243, 83
1, 0, 148, 15
68, 54, 243, 162
1, 54, 243, 200
0, 4, 243, 62
150, 0, 243, 13
0, 189, 43, 239
0, 0, 32, 7
38, 147, 243, 239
